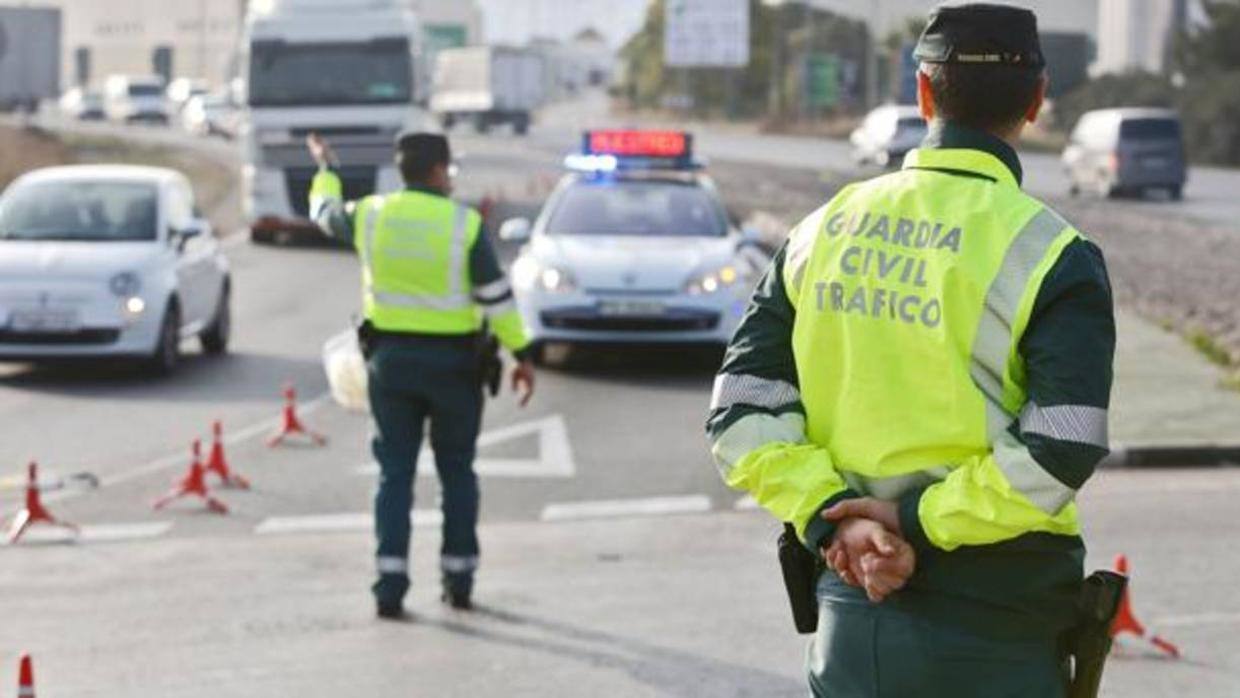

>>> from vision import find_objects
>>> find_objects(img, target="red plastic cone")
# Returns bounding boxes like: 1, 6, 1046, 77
1110, 554, 1181, 658
7, 462, 79, 544
206, 421, 250, 489
18, 652, 34, 698
267, 384, 327, 447
152, 440, 228, 514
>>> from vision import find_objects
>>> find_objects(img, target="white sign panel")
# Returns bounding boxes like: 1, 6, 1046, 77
664, 0, 750, 68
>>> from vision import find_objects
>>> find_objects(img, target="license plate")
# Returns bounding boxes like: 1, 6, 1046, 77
1142, 157, 1169, 169
598, 300, 666, 317
9, 310, 80, 333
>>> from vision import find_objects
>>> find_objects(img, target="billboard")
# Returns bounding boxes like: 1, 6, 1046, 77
663, 0, 749, 68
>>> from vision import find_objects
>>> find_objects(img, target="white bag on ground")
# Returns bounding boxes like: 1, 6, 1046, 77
323, 328, 370, 413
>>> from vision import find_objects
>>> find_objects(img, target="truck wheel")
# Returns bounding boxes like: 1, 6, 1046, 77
473, 115, 489, 134
514, 115, 530, 136
250, 228, 274, 245
1170, 185, 1184, 201
441, 114, 456, 130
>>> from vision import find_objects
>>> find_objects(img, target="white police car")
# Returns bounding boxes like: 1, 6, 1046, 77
500, 131, 768, 358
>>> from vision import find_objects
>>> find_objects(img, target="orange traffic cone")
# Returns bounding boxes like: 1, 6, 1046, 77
7, 462, 79, 544
267, 384, 327, 447
152, 440, 228, 514
206, 421, 250, 489
17, 652, 35, 698
1110, 554, 1180, 658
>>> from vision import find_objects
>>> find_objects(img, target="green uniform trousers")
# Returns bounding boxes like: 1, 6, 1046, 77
807, 571, 1068, 698
367, 334, 483, 606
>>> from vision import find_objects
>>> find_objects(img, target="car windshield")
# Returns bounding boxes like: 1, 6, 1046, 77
897, 117, 927, 135
129, 84, 163, 97
248, 39, 412, 107
0, 180, 159, 242
1121, 118, 1181, 141
546, 180, 728, 237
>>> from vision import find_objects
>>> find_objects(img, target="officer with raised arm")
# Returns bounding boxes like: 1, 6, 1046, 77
707, 5, 1115, 695
307, 131, 535, 619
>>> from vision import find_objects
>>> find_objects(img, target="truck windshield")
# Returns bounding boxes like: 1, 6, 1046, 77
0, 181, 159, 242
248, 39, 412, 107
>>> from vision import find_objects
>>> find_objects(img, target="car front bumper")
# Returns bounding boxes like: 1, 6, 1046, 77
516, 286, 751, 346
0, 294, 165, 361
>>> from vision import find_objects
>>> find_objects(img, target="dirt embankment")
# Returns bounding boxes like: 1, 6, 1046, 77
0, 124, 238, 234
706, 158, 1240, 376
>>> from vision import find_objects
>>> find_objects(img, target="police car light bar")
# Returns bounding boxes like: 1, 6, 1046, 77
565, 130, 699, 173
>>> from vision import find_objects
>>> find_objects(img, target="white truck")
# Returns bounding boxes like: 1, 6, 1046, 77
0, 6, 60, 112
239, 0, 432, 244
432, 46, 544, 136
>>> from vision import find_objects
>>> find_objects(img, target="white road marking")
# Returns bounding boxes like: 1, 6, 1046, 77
42, 392, 333, 505
355, 414, 576, 479
255, 509, 443, 536
1155, 611, 1240, 628
734, 495, 760, 511
79, 522, 174, 543
540, 495, 712, 523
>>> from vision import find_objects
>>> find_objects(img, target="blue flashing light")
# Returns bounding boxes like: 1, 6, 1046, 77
564, 153, 619, 173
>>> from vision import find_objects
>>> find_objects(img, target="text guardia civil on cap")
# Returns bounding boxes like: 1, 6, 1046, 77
913, 3, 1045, 68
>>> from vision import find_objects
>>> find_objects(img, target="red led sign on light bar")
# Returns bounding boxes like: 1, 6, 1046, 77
585, 130, 691, 159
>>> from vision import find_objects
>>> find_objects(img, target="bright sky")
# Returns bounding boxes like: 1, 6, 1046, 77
476, 0, 651, 48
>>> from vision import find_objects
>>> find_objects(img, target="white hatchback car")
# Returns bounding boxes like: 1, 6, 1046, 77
0, 166, 231, 374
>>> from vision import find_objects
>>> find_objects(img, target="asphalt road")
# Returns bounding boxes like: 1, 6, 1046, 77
1, 110, 1238, 696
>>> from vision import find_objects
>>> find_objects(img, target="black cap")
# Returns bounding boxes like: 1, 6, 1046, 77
913, 3, 1045, 68
396, 131, 451, 165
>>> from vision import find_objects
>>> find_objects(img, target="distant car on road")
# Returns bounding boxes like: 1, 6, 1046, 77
57, 87, 105, 121
1063, 108, 1187, 200
501, 130, 769, 361
181, 93, 238, 139
0, 165, 231, 374
166, 77, 209, 114
850, 105, 928, 168
103, 75, 170, 125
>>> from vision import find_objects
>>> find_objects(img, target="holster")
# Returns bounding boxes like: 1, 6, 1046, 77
1066, 570, 1127, 698
476, 331, 503, 398
778, 523, 822, 634
356, 318, 377, 360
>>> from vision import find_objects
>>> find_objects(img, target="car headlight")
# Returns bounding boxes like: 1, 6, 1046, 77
109, 272, 142, 297
686, 264, 743, 295
513, 257, 576, 293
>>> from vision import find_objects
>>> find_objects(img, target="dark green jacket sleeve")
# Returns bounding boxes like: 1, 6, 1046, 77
706, 243, 859, 552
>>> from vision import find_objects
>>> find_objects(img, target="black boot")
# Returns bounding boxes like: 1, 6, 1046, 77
441, 574, 473, 610
376, 600, 410, 620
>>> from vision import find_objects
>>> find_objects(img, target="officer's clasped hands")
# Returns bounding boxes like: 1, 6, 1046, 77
821, 498, 917, 603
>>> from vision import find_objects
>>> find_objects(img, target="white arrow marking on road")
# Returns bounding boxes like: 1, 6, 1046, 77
254, 509, 443, 536
540, 495, 712, 523
734, 495, 760, 511
355, 414, 576, 479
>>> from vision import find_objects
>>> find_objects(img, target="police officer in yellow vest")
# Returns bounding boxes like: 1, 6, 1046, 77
307, 131, 535, 619
707, 5, 1114, 695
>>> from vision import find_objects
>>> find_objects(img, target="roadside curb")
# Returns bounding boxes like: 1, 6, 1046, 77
1103, 444, 1240, 468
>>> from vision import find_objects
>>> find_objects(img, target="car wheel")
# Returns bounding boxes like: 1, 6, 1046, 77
200, 284, 231, 355
146, 301, 182, 376
1068, 181, 1080, 198
526, 341, 547, 367
1170, 185, 1184, 201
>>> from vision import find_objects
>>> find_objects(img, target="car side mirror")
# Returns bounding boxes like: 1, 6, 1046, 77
740, 227, 764, 247
172, 218, 210, 251
499, 217, 532, 243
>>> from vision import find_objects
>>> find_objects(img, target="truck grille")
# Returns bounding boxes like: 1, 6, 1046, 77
284, 166, 377, 218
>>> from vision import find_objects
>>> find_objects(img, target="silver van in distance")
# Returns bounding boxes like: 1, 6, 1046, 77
1062, 108, 1187, 200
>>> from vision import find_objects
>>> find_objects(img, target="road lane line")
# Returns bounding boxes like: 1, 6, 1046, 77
354, 414, 576, 479
79, 522, 175, 543
42, 392, 333, 505
1155, 611, 1240, 628
540, 495, 712, 523
734, 495, 760, 511
255, 509, 443, 536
